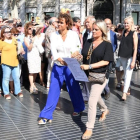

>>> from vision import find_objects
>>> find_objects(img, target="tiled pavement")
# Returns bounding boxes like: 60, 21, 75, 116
1, 71, 140, 140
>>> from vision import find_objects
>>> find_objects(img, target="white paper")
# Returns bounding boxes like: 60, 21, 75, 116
63, 58, 89, 82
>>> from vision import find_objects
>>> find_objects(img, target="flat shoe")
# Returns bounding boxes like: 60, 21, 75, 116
4, 94, 11, 100
38, 119, 47, 125
82, 133, 92, 140
72, 112, 82, 116
126, 88, 131, 96
122, 93, 127, 101
99, 110, 109, 122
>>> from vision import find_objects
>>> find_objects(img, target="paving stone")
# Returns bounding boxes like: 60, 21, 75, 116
0, 72, 140, 139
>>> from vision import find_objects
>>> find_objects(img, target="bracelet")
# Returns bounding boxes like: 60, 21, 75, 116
89, 64, 92, 69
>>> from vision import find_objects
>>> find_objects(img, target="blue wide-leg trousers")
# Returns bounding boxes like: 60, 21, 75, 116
39, 64, 85, 120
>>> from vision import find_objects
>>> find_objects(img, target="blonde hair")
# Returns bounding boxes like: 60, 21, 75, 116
124, 16, 135, 31
93, 20, 109, 42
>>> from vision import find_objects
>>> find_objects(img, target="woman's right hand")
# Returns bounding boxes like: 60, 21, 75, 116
60, 60, 67, 66
57, 58, 67, 66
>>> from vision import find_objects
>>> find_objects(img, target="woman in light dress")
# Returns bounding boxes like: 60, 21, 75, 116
24, 22, 44, 93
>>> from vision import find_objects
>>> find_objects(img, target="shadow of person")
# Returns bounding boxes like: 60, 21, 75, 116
71, 115, 86, 133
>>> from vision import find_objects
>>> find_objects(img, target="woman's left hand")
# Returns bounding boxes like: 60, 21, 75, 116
130, 61, 135, 69
80, 65, 89, 70
71, 51, 79, 58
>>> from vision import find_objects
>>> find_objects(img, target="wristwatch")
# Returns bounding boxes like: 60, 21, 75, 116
89, 64, 92, 69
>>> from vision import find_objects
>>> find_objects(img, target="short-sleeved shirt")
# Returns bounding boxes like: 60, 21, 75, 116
82, 40, 114, 73
0, 38, 19, 67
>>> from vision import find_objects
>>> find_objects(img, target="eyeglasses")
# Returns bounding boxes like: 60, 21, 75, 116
28, 28, 32, 30
4, 31, 11, 33
17, 25, 22, 27
14, 34, 19, 36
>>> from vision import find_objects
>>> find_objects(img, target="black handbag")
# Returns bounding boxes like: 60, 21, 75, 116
17, 54, 26, 64
87, 43, 106, 84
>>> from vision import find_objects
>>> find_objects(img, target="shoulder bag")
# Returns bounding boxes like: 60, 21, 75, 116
87, 43, 106, 84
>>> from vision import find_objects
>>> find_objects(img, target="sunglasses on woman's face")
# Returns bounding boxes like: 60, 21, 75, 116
4, 31, 11, 34
14, 34, 19, 36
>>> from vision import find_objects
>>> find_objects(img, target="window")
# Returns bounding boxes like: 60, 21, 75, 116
132, 12, 138, 25
44, 12, 54, 17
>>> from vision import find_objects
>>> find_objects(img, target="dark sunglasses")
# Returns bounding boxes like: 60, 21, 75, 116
28, 28, 32, 30
4, 31, 11, 33
17, 25, 22, 27
14, 34, 19, 36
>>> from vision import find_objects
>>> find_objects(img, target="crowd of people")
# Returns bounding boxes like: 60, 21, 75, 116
0, 11, 139, 139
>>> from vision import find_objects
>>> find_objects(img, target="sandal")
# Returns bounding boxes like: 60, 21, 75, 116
82, 130, 92, 140
38, 119, 52, 125
34, 86, 38, 91
122, 93, 127, 101
72, 112, 82, 116
40, 82, 45, 87
10, 90, 14, 94
38, 119, 47, 125
99, 109, 109, 122
126, 88, 131, 96
29, 87, 34, 94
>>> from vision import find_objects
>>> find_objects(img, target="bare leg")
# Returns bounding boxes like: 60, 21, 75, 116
39, 63, 45, 86
29, 74, 34, 92
33, 73, 38, 90
9, 81, 14, 93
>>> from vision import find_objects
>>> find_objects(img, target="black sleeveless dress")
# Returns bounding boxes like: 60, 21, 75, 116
118, 30, 134, 58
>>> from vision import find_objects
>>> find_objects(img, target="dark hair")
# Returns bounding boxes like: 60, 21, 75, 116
117, 24, 124, 31
58, 13, 73, 30
44, 15, 51, 21
72, 17, 80, 23
0, 27, 12, 41
24, 22, 32, 37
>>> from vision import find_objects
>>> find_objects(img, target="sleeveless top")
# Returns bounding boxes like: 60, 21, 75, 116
118, 30, 134, 58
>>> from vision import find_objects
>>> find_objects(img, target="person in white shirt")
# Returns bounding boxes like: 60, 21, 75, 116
38, 13, 85, 125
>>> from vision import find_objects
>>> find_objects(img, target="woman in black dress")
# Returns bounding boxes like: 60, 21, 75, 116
81, 20, 114, 139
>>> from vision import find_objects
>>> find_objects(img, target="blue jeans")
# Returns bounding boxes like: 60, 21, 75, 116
2, 64, 21, 95
39, 64, 85, 120
0, 65, 2, 91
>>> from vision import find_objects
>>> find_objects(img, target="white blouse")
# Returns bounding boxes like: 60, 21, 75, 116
50, 30, 81, 66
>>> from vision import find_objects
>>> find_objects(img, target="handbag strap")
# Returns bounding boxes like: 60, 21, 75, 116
87, 43, 93, 65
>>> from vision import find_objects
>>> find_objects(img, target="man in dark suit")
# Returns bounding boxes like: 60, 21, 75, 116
104, 18, 117, 100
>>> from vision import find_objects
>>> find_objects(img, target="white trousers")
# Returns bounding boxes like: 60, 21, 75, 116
120, 57, 133, 93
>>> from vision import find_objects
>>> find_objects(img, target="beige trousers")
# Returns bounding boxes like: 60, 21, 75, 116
86, 79, 108, 129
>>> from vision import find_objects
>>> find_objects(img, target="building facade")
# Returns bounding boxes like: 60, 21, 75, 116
0, 0, 140, 25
